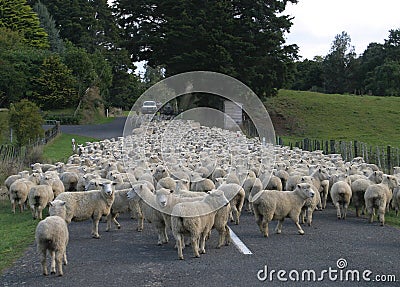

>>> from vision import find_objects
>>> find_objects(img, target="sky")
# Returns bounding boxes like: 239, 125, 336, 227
284, 0, 400, 60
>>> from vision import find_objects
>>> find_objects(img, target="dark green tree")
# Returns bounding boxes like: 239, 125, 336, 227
290, 57, 324, 91
323, 31, 356, 94
32, 0, 64, 53
0, 0, 49, 49
8, 99, 44, 146
32, 55, 78, 109
115, 0, 298, 100
366, 61, 400, 96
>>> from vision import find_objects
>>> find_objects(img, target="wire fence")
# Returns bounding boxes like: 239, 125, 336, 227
0, 121, 60, 163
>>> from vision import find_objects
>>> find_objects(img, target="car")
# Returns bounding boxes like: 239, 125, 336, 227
141, 101, 158, 114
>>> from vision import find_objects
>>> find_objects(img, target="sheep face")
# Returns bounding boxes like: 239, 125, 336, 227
99, 182, 116, 197
155, 188, 172, 208
296, 183, 315, 199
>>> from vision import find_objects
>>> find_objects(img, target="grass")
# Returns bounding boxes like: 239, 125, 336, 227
0, 200, 49, 273
42, 133, 99, 163
266, 90, 400, 147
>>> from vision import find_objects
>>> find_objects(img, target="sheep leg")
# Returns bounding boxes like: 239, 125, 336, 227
355, 205, 361, 217
231, 206, 239, 225
18, 202, 24, 213
275, 219, 284, 234
378, 205, 386, 226
39, 248, 48, 276
50, 250, 56, 275
38, 206, 44, 220
307, 208, 313, 226
106, 214, 112, 232
113, 213, 121, 229
176, 234, 184, 260
91, 217, 101, 238
262, 220, 269, 237
366, 205, 374, 223
334, 202, 341, 219
199, 232, 207, 254
191, 236, 201, 258
342, 203, 349, 219
224, 226, 231, 246
300, 209, 306, 224
290, 213, 304, 235
56, 251, 64, 276
11, 201, 16, 214
63, 250, 68, 265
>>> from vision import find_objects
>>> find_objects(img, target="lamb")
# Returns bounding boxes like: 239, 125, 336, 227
127, 184, 168, 245
216, 183, 245, 225
28, 185, 54, 220
53, 181, 116, 238
170, 189, 230, 259
364, 174, 398, 226
250, 183, 315, 237
330, 175, 352, 219
35, 200, 69, 276
351, 171, 383, 217
298, 176, 321, 226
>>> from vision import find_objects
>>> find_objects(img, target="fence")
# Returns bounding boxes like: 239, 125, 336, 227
278, 137, 400, 174
0, 121, 60, 163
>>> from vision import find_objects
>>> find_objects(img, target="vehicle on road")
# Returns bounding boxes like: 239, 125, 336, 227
141, 101, 158, 114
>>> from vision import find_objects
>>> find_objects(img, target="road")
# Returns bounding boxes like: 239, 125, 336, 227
2, 117, 400, 286
1, 207, 399, 287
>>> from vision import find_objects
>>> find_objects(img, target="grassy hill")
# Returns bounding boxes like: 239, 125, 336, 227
265, 90, 400, 147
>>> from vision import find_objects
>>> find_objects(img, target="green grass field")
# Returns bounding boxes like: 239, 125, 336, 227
42, 133, 99, 163
266, 90, 400, 147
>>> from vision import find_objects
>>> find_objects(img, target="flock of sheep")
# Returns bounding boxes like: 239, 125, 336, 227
4, 119, 400, 276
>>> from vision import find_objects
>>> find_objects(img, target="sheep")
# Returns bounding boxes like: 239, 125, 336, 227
216, 183, 245, 225
4, 170, 30, 191
35, 200, 69, 276
243, 173, 263, 212
364, 174, 398, 226
127, 184, 168, 245
153, 165, 170, 182
40, 174, 65, 198
106, 189, 134, 231
190, 173, 215, 192
391, 186, 400, 216
59, 171, 79, 191
9, 178, 36, 213
330, 175, 352, 220
156, 177, 177, 191
53, 181, 116, 238
297, 176, 321, 226
28, 185, 54, 220
264, 174, 283, 191
250, 183, 315, 237
351, 171, 383, 217
171, 189, 230, 259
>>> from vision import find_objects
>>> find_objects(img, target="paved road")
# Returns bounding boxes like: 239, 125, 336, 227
60, 117, 128, 140
1, 206, 399, 287
2, 119, 400, 286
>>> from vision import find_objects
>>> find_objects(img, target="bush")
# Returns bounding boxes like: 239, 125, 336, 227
8, 99, 44, 146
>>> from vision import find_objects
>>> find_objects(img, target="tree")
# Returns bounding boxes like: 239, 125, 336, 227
290, 57, 324, 91
115, 0, 298, 100
0, 0, 49, 49
8, 99, 44, 146
32, 0, 65, 53
323, 31, 356, 94
31, 55, 78, 109
366, 61, 400, 96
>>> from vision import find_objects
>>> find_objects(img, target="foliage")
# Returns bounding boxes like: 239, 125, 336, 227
75, 86, 105, 124
32, 0, 64, 53
31, 55, 79, 109
115, 0, 298, 100
266, 90, 400, 147
0, 0, 49, 49
8, 99, 44, 146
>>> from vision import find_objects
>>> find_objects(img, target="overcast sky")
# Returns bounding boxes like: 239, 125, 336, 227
284, 0, 400, 60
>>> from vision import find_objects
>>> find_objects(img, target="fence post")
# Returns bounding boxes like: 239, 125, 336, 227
387, 145, 391, 173
330, 140, 335, 154
354, 140, 358, 158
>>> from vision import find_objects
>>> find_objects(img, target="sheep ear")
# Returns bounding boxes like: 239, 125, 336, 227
61, 201, 66, 206
319, 168, 322, 173
297, 184, 301, 189
112, 182, 118, 185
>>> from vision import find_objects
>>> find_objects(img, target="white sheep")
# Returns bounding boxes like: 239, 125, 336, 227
391, 185, 400, 216
190, 173, 215, 192
53, 181, 116, 238
59, 171, 79, 191
216, 183, 245, 225
127, 184, 168, 245
9, 177, 37, 213
106, 189, 134, 231
171, 189, 230, 259
364, 174, 398, 226
4, 170, 30, 191
40, 174, 65, 198
35, 200, 69, 276
250, 183, 315, 237
28, 185, 54, 220
351, 171, 383, 217
330, 175, 352, 220
298, 176, 321, 226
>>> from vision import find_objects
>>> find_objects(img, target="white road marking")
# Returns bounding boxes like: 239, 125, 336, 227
228, 226, 253, 255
